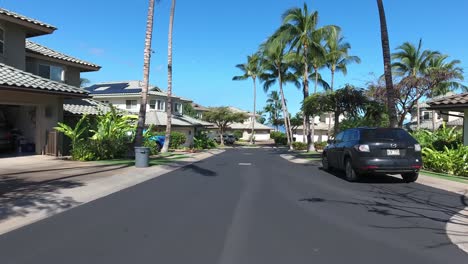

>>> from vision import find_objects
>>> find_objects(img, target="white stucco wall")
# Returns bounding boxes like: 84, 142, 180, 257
464, 109, 468, 146
95, 96, 184, 115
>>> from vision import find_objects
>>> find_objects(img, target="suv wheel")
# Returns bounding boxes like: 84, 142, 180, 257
345, 159, 360, 182
322, 155, 331, 171
402, 172, 418, 183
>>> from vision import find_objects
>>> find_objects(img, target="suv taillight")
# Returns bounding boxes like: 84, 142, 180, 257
355, 144, 370, 152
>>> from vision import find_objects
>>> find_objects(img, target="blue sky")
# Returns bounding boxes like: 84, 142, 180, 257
4, 0, 468, 115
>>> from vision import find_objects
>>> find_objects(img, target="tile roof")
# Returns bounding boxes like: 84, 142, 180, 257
0, 63, 88, 96
447, 118, 464, 127
229, 120, 273, 130
26, 40, 100, 69
145, 111, 212, 127
428, 92, 468, 109
0, 8, 56, 30
64, 98, 114, 115
191, 103, 209, 111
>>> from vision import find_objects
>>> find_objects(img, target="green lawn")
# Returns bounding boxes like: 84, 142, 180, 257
97, 153, 190, 167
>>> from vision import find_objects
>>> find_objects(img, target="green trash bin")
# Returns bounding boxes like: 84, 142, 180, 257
134, 147, 150, 168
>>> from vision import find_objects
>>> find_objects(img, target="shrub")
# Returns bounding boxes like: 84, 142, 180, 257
314, 141, 327, 151
270, 131, 287, 145
156, 131, 187, 149
194, 133, 217, 150
292, 142, 307, 150
422, 146, 468, 176
233, 130, 243, 140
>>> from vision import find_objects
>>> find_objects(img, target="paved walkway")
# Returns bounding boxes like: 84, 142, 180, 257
0, 149, 224, 235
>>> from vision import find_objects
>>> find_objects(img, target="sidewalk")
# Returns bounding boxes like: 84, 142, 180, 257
0, 149, 224, 235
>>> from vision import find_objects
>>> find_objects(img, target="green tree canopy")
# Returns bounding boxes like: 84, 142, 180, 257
203, 107, 248, 145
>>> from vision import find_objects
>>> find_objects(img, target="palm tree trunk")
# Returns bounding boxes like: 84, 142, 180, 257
161, 0, 176, 153
251, 77, 256, 144
308, 67, 319, 152
303, 46, 312, 148
278, 71, 292, 148
432, 110, 436, 131
377, 0, 398, 128
328, 69, 334, 135
416, 100, 420, 130
135, 0, 156, 147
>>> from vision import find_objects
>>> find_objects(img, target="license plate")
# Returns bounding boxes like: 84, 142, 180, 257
387, 149, 400, 156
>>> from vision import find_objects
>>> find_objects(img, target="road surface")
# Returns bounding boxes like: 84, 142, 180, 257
0, 148, 466, 263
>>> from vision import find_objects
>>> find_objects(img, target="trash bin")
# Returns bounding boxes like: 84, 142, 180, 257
134, 147, 150, 168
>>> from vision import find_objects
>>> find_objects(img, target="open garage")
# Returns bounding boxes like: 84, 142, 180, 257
0, 104, 37, 155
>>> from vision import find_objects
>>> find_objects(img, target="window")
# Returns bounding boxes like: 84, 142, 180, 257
149, 100, 156, 110
0, 27, 4, 55
422, 112, 432, 120
174, 103, 181, 113
157, 100, 165, 111
343, 130, 352, 142
38, 64, 64, 82
335, 132, 345, 143
126, 100, 137, 109
101, 100, 109, 104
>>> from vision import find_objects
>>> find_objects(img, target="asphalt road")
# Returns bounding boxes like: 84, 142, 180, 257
0, 148, 467, 263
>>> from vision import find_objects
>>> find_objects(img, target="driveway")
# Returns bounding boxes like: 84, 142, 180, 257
0, 148, 467, 263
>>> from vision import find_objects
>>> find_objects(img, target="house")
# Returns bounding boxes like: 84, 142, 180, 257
225, 106, 272, 141
85, 81, 211, 147
406, 95, 464, 131
0, 8, 100, 155
428, 92, 468, 146
191, 102, 209, 119
293, 113, 345, 143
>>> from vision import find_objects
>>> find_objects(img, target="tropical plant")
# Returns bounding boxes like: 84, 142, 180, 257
162, 0, 177, 153
256, 110, 267, 124
233, 130, 243, 140
289, 112, 303, 135
55, 115, 89, 153
156, 131, 186, 149
292, 141, 307, 151
422, 146, 468, 176
233, 53, 263, 144
259, 36, 300, 149
270, 131, 287, 145
264, 91, 283, 130
136, 0, 157, 148
277, 3, 335, 151
203, 107, 248, 145
193, 132, 217, 150
182, 103, 199, 118
376, 0, 398, 128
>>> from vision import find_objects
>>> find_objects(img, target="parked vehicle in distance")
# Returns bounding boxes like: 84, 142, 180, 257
214, 134, 236, 145
322, 127, 422, 183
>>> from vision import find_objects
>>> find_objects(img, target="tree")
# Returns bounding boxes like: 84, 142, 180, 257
161, 0, 177, 153
289, 112, 303, 135
325, 28, 360, 134
80, 78, 90, 87
304, 85, 369, 135
183, 103, 198, 118
392, 39, 439, 129
203, 107, 248, 146
264, 91, 283, 131
260, 37, 300, 149
278, 3, 336, 151
233, 53, 263, 144
135, 0, 157, 148
376, 0, 398, 128
256, 110, 267, 124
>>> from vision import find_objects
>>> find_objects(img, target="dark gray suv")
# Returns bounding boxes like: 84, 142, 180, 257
322, 128, 422, 182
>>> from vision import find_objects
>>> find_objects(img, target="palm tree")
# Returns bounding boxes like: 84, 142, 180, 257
264, 91, 283, 131
233, 53, 262, 144
392, 39, 439, 129
427, 55, 466, 130
135, 0, 157, 148
161, 0, 176, 153
325, 28, 360, 133
376, 0, 398, 128
278, 3, 335, 151
260, 37, 299, 149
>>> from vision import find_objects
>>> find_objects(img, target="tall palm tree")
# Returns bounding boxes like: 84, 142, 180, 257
392, 39, 439, 129
265, 91, 283, 131
325, 28, 360, 133
161, 0, 177, 153
233, 53, 262, 144
427, 55, 466, 130
278, 3, 335, 151
260, 37, 299, 149
135, 0, 157, 148
376, 0, 398, 128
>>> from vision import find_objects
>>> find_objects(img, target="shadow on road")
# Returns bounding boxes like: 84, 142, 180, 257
181, 164, 217, 177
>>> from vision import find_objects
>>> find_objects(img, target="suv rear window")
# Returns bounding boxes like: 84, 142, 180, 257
360, 129, 414, 141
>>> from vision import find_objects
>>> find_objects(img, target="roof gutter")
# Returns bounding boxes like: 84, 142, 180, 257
0, 86, 90, 98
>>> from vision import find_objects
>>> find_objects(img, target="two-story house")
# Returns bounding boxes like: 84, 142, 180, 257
85, 81, 211, 147
293, 113, 345, 143
224, 106, 272, 141
0, 8, 100, 155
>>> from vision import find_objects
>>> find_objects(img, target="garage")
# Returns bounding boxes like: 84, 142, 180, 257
0, 104, 37, 156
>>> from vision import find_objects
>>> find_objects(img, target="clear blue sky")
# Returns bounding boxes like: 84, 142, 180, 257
4, 0, 468, 115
